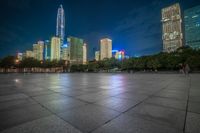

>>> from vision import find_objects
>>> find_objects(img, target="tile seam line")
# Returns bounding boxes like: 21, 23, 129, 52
183, 76, 191, 133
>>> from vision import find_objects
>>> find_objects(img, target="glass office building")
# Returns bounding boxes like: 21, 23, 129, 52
67, 37, 84, 64
184, 5, 200, 49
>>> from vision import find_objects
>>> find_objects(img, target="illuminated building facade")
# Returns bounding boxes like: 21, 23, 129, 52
61, 46, 70, 61
68, 37, 84, 64
95, 51, 100, 61
33, 41, 44, 61
100, 38, 112, 60
51, 37, 61, 61
25, 51, 34, 58
184, 5, 200, 49
162, 3, 183, 52
56, 5, 65, 46
83, 43, 87, 64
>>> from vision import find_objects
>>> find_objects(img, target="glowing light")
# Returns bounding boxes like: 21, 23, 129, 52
112, 50, 118, 52
62, 43, 68, 48
118, 54, 122, 59
14, 79, 19, 83
15, 59, 19, 64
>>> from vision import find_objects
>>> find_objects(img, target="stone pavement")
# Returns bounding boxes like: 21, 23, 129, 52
0, 73, 199, 133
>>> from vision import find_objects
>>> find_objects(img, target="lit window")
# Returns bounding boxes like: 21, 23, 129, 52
192, 15, 198, 18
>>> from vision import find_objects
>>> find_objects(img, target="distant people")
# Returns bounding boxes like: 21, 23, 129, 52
185, 64, 190, 75
179, 63, 184, 74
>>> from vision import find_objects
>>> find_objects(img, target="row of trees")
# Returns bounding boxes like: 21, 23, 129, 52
0, 57, 67, 68
70, 47, 200, 72
1, 47, 200, 72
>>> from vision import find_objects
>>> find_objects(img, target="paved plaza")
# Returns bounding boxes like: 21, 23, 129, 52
0, 73, 199, 133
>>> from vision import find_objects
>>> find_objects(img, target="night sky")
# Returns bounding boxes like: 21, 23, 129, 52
0, 0, 200, 59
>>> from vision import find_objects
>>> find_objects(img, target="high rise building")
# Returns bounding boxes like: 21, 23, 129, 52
25, 50, 34, 58
83, 43, 87, 64
95, 51, 100, 61
184, 5, 200, 49
162, 3, 183, 52
100, 38, 112, 60
56, 5, 65, 46
68, 37, 84, 64
44, 40, 51, 60
51, 37, 61, 61
61, 46, 70, 61
33, 41, 44, 61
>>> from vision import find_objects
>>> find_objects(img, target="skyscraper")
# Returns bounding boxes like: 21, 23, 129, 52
162, 3, 183, 53
33, 41, 44, 61
184, 5, 200, 49
83, 43, 87, 64
68, 37, 84, 64
100, 38, 112, 60
56, 5, 65, 46
51, 37, 61, 61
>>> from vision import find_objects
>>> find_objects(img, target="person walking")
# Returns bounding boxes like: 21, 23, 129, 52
179, 63, 184, 74
185, 64, 190, 75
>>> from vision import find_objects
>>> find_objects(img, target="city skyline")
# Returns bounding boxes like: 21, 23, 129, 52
0, 0, 200, 59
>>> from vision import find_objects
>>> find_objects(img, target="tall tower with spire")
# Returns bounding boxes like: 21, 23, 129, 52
56, 5, 65, 46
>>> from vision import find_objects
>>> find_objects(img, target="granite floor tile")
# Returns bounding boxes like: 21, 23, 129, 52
93, 114, 182, 133
0, 104, 52, 131
95, 97, 139, 112
0, 93, 29, 102
32, 93, 70, 104
185, 112, 200, 133
145, 96, 187, 110
188, 101, 200, 114
125, 103, 186, 130
58, 104, 120, 132
41, 98, 88, 113
113, 92, 149, 102
155, 91, 188, 101
1, 115, 82, 133
0, 98, 37, 111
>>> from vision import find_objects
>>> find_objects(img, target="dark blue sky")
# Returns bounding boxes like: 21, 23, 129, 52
0, 0, 200, 59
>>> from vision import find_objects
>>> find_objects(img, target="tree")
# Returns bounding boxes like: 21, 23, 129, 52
0, 56, 16, 68
70, 65, 78, 72
133, 57, 146, 70
20, 58, 40, 68
88, 62, 99, 72
186, 55, 200, 71
146, 58, 161, 71
121, 58, 133, 71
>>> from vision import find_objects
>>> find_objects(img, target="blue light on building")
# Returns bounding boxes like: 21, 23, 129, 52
62, 43, 68, 48
44, 40, 51, 60
112, 50, 119, 53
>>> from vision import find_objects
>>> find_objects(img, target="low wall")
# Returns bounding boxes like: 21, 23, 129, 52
0, 67, 64, 73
